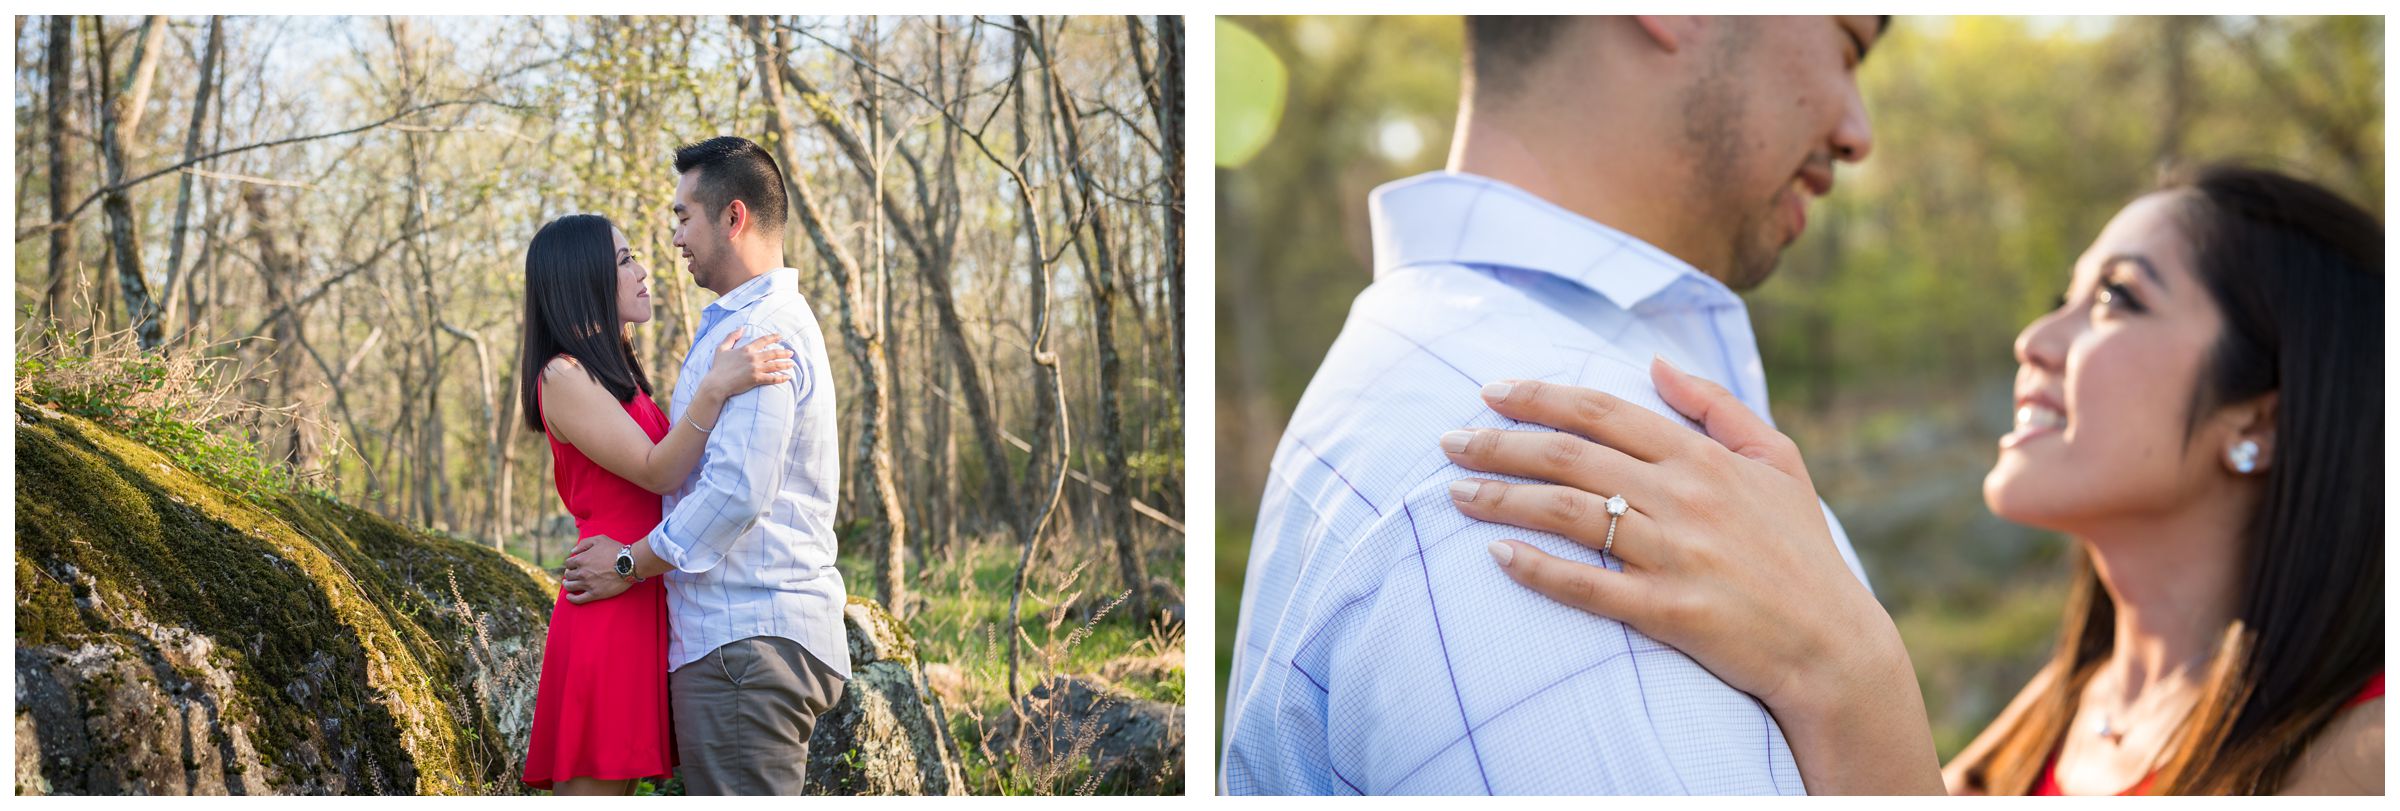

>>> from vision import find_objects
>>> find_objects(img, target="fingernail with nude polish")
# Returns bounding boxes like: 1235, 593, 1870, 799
1449, 479, 1482, 503
1487, 541, 1514, 567
1480, 381, 1515, 403
1440, 430, 1474, 453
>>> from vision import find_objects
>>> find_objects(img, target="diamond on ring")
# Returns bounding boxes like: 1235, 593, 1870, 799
1602, 494, 1627, 556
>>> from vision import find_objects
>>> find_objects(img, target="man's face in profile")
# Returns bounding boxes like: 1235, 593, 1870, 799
1691, 15, 1881, 291
672, 169, 728, 294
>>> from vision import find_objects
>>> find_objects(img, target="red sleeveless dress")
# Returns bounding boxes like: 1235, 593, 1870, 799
520, 372, 677, 790
2033, 671, 2384, 795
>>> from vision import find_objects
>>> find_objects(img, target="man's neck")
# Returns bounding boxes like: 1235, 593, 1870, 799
1447, 100, 1726, 279
709, 244, 787, 296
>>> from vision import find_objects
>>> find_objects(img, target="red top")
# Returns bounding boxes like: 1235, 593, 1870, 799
2032, 671, 2384, 795
541, 380, 671, 545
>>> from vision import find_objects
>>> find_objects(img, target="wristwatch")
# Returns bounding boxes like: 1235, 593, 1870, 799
615, 545, 643, 583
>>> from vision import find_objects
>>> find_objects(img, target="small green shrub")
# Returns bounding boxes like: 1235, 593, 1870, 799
17, 329, 296, 502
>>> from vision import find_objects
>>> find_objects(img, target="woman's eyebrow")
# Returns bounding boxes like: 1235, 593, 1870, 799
2104, 253, 2166, 290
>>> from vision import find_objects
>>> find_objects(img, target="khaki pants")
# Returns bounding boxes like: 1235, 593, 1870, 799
670, 636, 847, 795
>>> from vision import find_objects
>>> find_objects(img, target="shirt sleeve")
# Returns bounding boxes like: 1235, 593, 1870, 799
644, 333, 807, 573
1305, 479, 1804, 794
1228, 345, 1810, 794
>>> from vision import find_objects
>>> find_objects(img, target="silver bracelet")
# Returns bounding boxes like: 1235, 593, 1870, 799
689, 418, 714, 434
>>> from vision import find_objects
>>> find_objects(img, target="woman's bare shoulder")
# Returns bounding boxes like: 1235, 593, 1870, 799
2280, 696, 2383, 795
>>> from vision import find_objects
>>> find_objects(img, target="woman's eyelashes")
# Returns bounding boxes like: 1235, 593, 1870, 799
2048, 278, 2146, 318
2095, 278, 2146, 315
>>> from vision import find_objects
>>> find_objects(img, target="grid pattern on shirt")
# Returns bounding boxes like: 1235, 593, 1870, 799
1222, 262, 1805, 795
647, 269, 851, 677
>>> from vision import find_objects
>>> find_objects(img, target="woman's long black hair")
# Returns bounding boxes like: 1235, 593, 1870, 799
1956, 164, 2383, 794
517, 213, 653, 431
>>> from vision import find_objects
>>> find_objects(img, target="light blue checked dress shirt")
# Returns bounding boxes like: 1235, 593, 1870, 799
1222, 172, 1868, 795
645, 267, 850, 678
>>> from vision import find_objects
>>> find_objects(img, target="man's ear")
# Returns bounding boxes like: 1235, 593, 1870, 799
725, 198, 750, 241
1632, 16, 1700, 54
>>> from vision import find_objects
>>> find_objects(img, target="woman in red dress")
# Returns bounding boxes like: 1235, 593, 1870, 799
512, 213, 792, 795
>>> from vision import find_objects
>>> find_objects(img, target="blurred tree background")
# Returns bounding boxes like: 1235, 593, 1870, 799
1214, 15, 2382, 760
16, 15, 1188, 793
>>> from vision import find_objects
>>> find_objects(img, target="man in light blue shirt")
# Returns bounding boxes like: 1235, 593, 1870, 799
561, 136, 847, 795
1223, 17, 1886, 794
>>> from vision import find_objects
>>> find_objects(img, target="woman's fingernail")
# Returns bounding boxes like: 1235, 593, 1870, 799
1480, 381, 1514, 403
1654, 353, 1683, 374
1440, 430, 1474, 453
1487, 541, 1514, 567
1449, 479, 1482, 502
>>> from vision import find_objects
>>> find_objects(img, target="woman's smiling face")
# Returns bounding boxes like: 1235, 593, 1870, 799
1984, 192, 2257, 533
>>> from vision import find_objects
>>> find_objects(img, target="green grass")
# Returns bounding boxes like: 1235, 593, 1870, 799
860, 536, 1182, 713
837, 532, 1184, 795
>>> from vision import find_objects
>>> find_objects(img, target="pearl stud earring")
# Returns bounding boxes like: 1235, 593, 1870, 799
2229, 439, 2260, 474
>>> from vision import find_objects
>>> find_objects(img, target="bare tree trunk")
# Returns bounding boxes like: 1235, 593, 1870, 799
745, 15, 911, 610
96, 14, 169, 350
1039, 35, 1147, 621
406, 141, 447, 529
188, 71, 231, 345
1004, 18, 1074, 701
767, 18, 1011, 539
496, 367, 520, 556
925, 290, 959, 558
240, 187, 310, 470
1020, 58, 1062, 510
441, 322, 501, 547
161, 15, 224, 344
857, 22, 915, 614
1128, 14, 1186, 406
40, 16, 79, 339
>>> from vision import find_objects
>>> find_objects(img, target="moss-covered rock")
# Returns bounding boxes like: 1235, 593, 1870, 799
14, 403, 552, 795
806, 595, 965, 796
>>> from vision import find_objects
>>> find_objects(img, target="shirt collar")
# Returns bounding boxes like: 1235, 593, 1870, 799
706, 266, 797, 313
1368, 171, 1731, 310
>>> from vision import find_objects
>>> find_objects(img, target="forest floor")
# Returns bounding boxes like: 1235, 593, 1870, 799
893, 534, 1186, 793
600, 533, 1187, 796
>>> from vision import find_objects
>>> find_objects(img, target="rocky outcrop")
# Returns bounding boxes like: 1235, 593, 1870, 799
805, 597, 966, 796
16, 402, 981, 797
14, 403, 553, 795
987, 675, 1184, 795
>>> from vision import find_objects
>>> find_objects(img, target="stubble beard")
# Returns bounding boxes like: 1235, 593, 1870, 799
1681, 23, 1780, 293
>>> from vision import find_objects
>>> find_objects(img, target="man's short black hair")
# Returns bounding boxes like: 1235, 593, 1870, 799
1463, 17, 1569, 100
1464, 16, 1894, 98
673, 135, 788, 237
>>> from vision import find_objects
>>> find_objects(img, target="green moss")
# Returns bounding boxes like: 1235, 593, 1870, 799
14, 403, 553, 794
847, 594, 918, 665
15, 555, 89, 647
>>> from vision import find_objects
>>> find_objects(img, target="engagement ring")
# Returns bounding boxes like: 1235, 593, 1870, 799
1603, 494, 1628, 556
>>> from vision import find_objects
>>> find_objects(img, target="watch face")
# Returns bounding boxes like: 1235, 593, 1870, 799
615, 553, 634, 576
